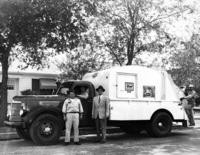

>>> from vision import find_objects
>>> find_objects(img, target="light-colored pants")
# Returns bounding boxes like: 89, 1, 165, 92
65, 113, 79, 142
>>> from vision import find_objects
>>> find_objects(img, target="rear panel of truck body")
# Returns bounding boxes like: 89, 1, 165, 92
83, 65, 186, 121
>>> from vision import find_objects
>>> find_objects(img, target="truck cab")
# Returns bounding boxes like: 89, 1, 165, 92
5, 80, 95, 145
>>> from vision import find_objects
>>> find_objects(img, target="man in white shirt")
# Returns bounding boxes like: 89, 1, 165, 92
62, 90, 83, 145
92, 85, 110, 143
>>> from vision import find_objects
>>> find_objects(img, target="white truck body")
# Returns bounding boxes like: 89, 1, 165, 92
83, 65, 186, 121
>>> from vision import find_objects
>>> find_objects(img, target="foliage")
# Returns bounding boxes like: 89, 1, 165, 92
169, 34, 200, 87
0, 0, 91, 67
57, 0, 196, 80
57, 47, 110, 80
89, 0, 194, 65
0, 0, 92, 125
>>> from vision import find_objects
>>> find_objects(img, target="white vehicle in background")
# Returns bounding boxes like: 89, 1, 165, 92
83, 65, 187, 137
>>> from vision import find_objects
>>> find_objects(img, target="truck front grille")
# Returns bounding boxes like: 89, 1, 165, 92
9, 102, 22, 122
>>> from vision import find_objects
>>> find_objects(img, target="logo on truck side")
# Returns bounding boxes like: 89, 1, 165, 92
125, 82, 134, 93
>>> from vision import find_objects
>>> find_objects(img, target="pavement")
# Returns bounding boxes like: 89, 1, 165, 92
1, 118, 200, 141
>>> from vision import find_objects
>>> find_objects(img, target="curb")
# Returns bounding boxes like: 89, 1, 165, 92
0, 131, 20, 140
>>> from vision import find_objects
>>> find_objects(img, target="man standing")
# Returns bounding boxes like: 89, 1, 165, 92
62, 90, 83, 145
184, 84, 197, 126
92, 85, 110, 143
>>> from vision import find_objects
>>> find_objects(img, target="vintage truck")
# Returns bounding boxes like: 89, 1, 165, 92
4, 65, 187, 145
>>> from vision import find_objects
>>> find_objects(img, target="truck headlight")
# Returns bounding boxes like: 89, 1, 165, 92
19, 109, 24, 116
19, 103, 29, 116
21, 103, 30, 111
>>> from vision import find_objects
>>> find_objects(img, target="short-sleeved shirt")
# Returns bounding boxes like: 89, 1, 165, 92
62, 98, 84, 114
187, 90, 197, 106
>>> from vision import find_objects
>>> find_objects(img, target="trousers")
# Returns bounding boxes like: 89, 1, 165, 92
95, 115, 107, 140
65, 113, 79, 142
185, 108, 195, 126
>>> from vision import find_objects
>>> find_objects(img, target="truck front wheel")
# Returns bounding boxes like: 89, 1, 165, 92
29, 114, 61, 145
147, 112, 172, 137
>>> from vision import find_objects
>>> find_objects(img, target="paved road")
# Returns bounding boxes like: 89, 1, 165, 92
1, 128, 200, 155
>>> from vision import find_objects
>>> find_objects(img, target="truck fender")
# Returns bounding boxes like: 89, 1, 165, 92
23, 106, 64, 129
150, 109, 174, 121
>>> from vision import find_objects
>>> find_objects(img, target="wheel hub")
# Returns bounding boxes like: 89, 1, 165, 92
40, 122, 53, 136
44, 127, 51, 133
158, 122, 163, 127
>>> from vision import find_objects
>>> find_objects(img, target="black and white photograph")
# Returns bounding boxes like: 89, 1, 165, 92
0, 0, 200, 154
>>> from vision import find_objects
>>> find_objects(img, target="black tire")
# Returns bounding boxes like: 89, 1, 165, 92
16, 127, 30, 140
148, 112, 172, 137
29, 114, 62, 145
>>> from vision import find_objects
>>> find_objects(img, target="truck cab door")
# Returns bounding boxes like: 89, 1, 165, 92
73, 84, 94, 127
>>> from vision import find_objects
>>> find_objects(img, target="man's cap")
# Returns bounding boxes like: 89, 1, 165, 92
96, 85, 105, 92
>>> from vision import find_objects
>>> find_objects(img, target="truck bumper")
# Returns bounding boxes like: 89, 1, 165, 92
4, 121, 25, 128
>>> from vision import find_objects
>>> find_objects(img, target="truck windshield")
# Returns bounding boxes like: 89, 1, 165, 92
56, 82, 74, 95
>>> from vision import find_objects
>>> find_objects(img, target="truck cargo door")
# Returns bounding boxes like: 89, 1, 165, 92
117, 73, 137, 98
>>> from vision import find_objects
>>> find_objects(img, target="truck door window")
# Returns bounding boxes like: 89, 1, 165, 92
57, 82, 74, 95
74, 86, 89, 99
60, 87, 69, 95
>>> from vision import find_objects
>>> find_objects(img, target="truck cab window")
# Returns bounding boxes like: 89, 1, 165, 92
56, 82, 74, 95
60, 87, 69, 95
74, 86, 89, 99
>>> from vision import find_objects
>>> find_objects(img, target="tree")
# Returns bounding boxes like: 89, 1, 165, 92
0, 0, 91, 125
57, 41, 110, 80
169, 34, 200, 87
91, 0, 193, 65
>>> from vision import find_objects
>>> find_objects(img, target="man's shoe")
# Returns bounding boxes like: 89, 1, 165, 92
64, 142, 70, 145
74, 142, 81, 145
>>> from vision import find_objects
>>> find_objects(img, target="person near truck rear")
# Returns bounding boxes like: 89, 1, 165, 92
184, 84, 197, 126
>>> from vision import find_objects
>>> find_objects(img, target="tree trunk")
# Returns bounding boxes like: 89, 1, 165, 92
126, 41, 134, 65
0, 49, 9, 126
127, 54, 133, 65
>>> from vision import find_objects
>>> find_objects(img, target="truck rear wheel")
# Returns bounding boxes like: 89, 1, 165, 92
148, 112, 172, 137
29, 114, 61, 145
16, 127, 30, 140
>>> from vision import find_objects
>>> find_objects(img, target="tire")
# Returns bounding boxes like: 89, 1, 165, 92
29, 114, 62, 145
16, 127, 30, 140
148, 112, 172, 137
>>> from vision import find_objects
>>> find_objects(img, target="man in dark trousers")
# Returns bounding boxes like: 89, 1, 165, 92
184, 84, 197, 126
92, 85, 110, 143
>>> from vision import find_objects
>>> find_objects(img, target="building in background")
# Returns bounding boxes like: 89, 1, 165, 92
0, 71, 58, 103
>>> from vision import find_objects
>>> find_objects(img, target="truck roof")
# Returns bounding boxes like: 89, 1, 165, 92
61, 80, 92, 86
